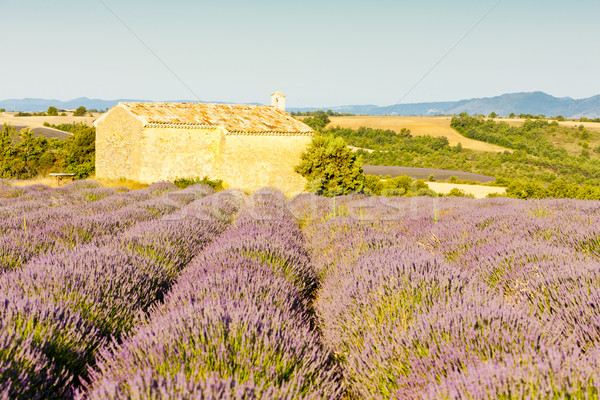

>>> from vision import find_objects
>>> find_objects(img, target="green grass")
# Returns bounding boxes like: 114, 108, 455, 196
172, 176, 223, 191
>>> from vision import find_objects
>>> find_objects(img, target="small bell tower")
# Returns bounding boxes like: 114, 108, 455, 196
271, 91, 286, 112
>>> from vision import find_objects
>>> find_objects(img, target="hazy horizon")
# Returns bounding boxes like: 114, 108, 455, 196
2, 90, 599, 108
3, 0, 599, 107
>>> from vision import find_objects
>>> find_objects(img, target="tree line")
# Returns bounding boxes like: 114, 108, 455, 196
0, 123, 95, 180
296, 114, 600, 200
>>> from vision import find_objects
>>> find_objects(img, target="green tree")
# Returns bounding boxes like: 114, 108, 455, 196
73, 106, 87, 117
364, 174, 384, 195
61, 123, 96, 178
0, 124, 16, 176
0, 124, 59, 179
47, 106, 58, 116
489, 111, 497, 118
295, 135, 365, 196
302, 111, 330, 131
0, 108, 5, 113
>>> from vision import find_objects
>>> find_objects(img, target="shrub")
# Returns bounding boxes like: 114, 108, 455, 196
295, 135, 365, 196
172, 176, 223, 191
302, 111, 330, 131
73, 106, 87, 117
447, 188, 474, 198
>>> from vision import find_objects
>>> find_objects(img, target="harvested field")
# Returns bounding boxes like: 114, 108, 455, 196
0, 111, 98, 125
326, 116, 510, 152
363, 165, 495, 183
426, 181, 506, 198
0, 112, 99, 139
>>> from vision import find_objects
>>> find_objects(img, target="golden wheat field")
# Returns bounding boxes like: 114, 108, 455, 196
0, 112, 98, 126
0, 112, 99, 138
326, 116, 509, 152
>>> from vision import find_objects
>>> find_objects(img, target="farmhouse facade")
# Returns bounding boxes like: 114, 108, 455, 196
94, 95, 314, 194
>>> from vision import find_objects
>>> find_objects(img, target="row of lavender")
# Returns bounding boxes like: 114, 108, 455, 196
79, 189, 342, 399
0, 180, 193, 274
5, 180, 600, 399
0, 182, 240, 398
303, 195, 600, 399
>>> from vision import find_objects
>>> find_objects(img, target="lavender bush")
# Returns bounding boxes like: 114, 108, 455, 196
3, 183, 600, 399
0, 291, 103, 399
82, 191, 342, 399
0, 183, 238, 398
302, 195, 600, 399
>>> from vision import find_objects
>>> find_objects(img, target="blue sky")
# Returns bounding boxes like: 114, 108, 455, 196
2, 0, 599, 107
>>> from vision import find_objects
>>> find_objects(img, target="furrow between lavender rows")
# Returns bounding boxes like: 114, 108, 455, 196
80, 189, 343, 399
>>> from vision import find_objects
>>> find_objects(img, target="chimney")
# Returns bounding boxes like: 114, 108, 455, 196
271, 91, 286, 112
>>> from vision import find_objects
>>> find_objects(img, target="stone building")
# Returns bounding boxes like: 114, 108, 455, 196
94, 93, 314, 194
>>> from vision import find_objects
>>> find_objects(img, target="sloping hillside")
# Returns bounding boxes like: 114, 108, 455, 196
326, 116, 510, 152
0, 112, 98, 140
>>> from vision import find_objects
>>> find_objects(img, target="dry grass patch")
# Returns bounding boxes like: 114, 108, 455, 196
427, 182, 506, 199
10, 177, 62, 188
9, 176, 148, 191
96, 178, 149, 191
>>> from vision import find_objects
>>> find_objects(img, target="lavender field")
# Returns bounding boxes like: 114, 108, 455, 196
1, 180, 600, 399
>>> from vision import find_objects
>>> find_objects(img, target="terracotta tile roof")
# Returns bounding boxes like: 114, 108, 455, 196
118, 102, 313, 135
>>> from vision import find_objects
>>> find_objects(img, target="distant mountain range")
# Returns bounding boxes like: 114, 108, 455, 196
0, 97, 211, 112
290, 92, 600, 118
1, 92, 599, 118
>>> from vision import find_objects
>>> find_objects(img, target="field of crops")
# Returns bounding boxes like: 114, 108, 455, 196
326, 116, 509, 152
2, 180, 600, 399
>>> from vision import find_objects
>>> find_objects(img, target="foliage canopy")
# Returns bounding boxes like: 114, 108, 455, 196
73, 106, 87, 117
0, 123, 95, 179
295, 135, 365, 196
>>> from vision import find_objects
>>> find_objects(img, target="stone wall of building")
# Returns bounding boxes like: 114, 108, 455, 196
95, 106, 144, 181
137, 126, 223, 183
216, 134, 311, 195
96, 108, 311, 194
